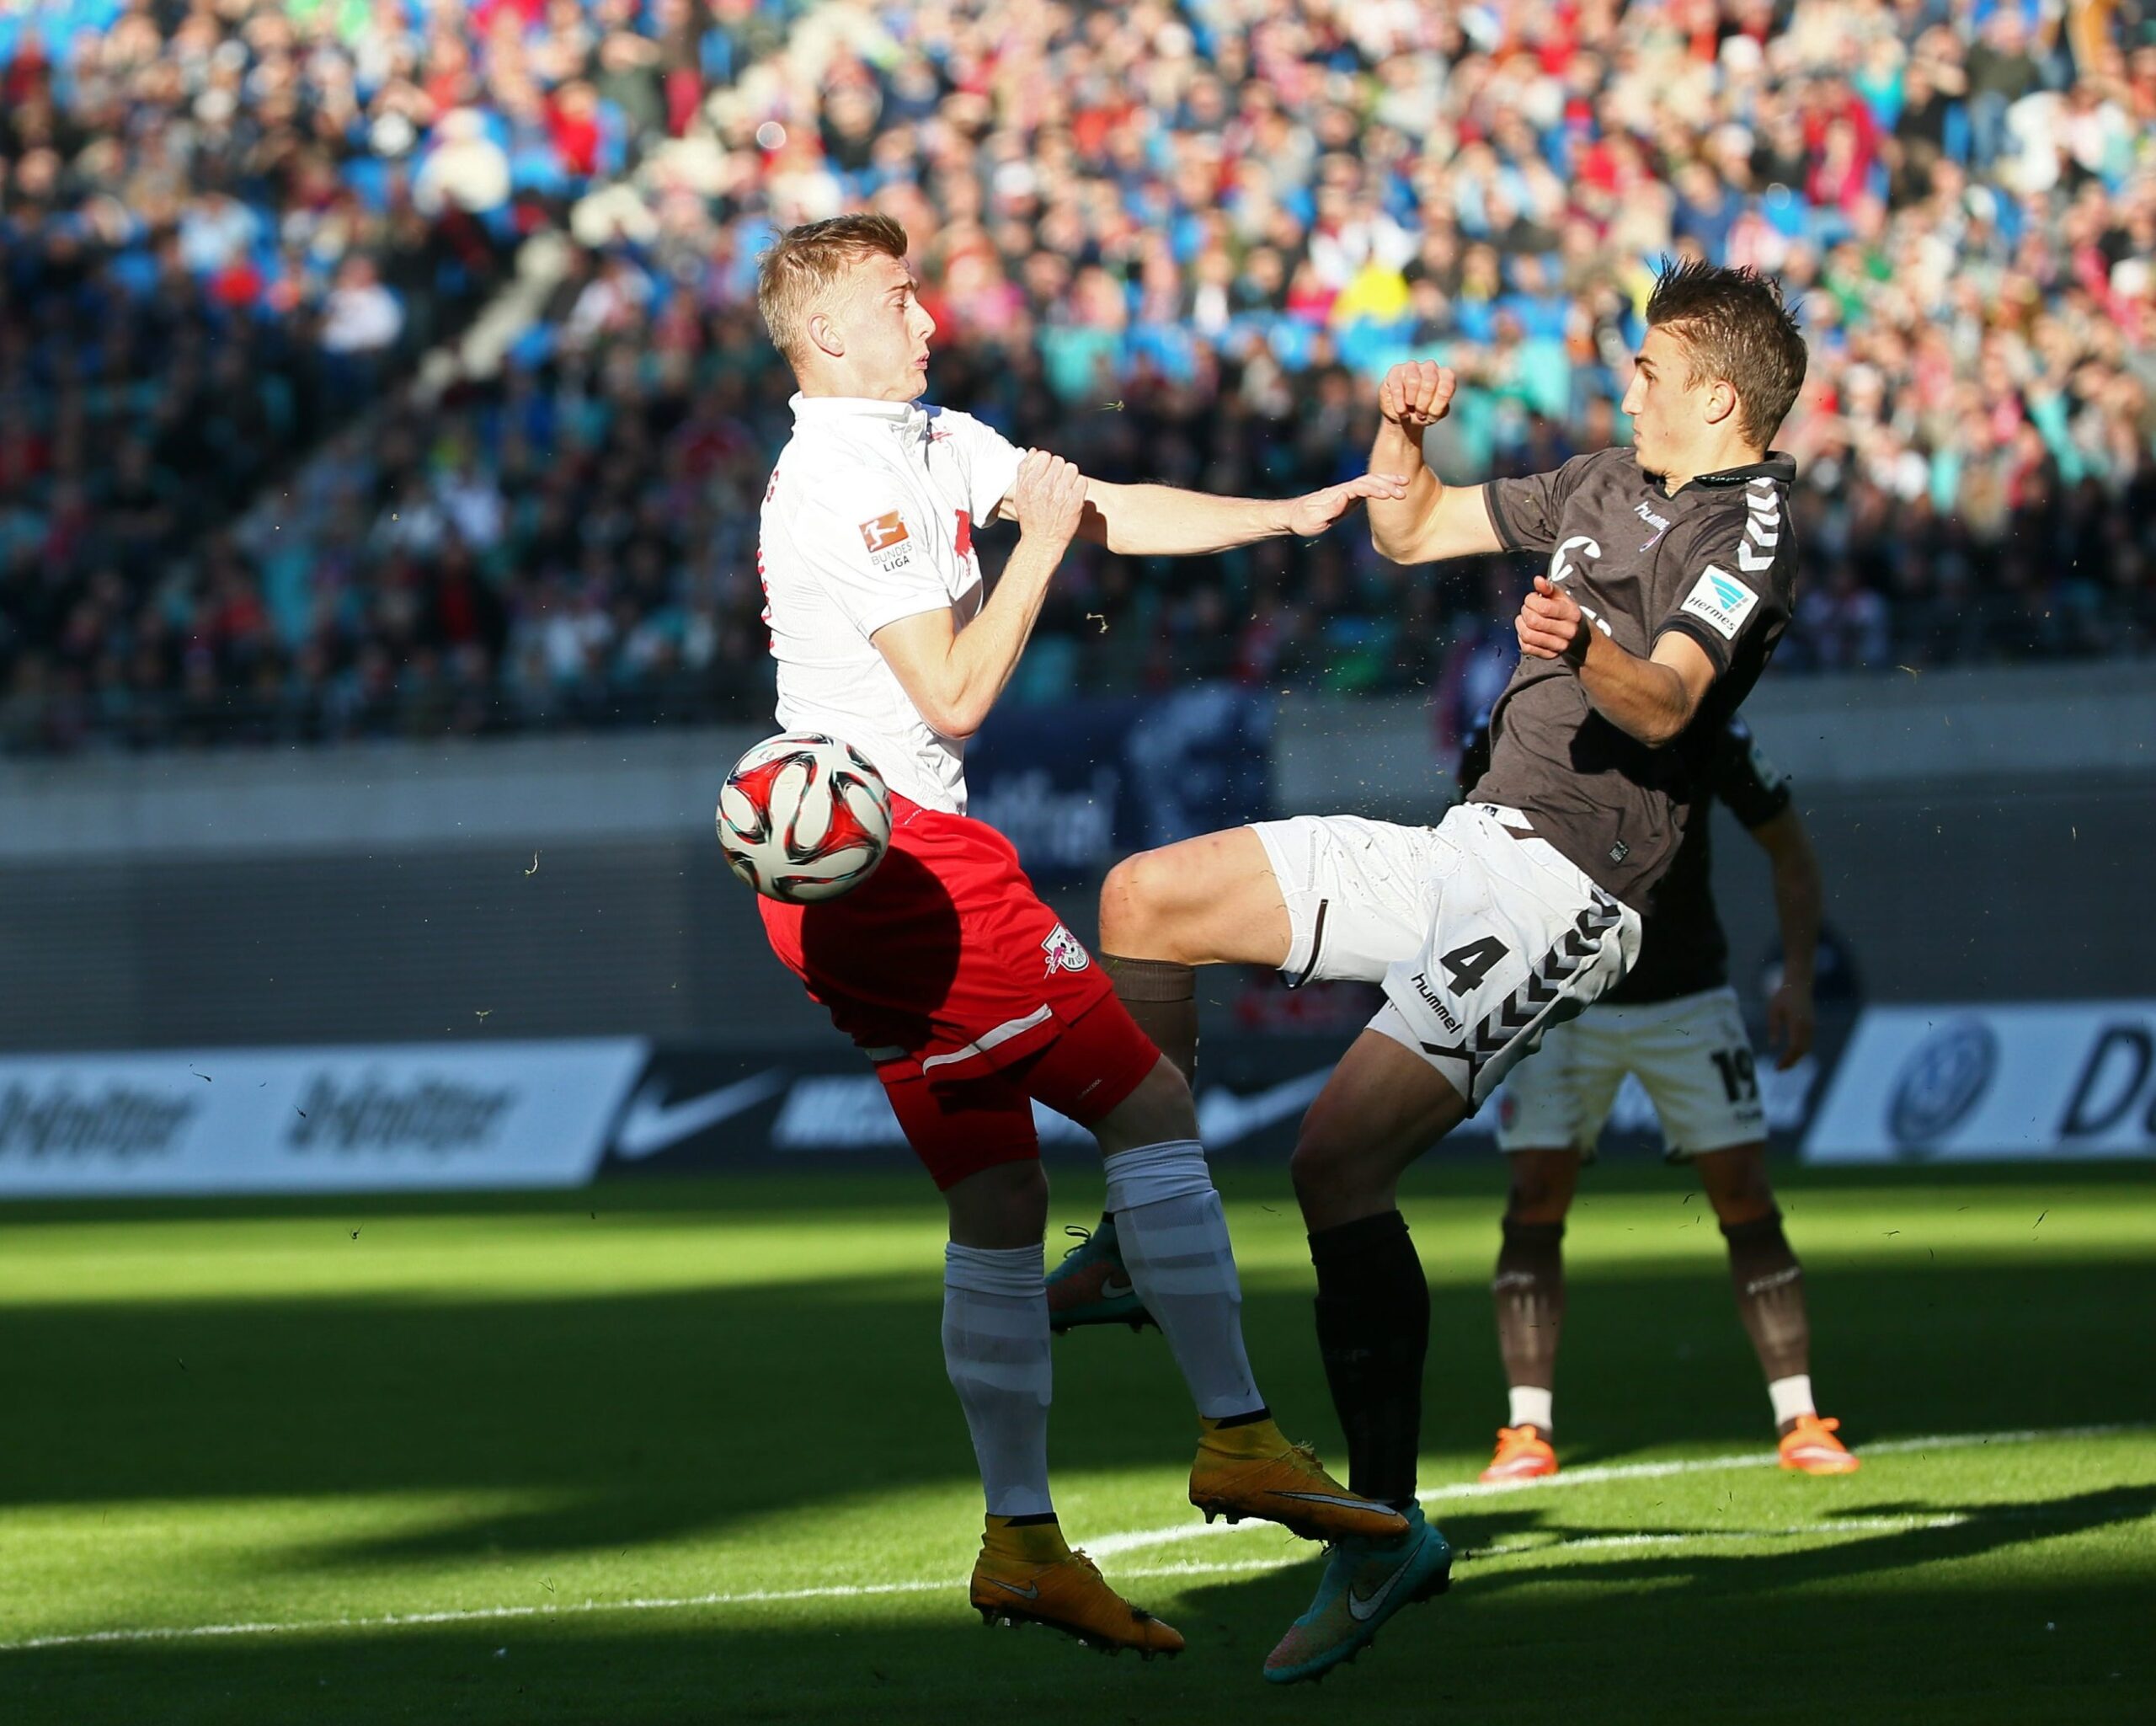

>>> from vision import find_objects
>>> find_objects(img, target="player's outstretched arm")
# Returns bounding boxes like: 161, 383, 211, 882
871, 451, 1085, 739
1748, 806, 1822, 1068
1516, 574, 1715, 746
1366, 361, 1504, 565
1064, 471, 1408, 557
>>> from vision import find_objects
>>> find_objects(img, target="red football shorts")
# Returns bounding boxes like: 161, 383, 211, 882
757, 794, 1160, 1187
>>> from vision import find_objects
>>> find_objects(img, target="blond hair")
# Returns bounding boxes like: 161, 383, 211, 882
755, 214, 910, 369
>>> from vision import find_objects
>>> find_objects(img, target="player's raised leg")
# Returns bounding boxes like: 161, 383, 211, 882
1695, 1142, 1859, 1474
1097, 826, 1294, 1081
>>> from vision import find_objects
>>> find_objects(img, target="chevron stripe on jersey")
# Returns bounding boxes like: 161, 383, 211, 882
1469, 888, 1626, 1061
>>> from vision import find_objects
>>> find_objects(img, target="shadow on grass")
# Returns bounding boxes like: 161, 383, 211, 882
3, 1493, 2153, 1726
3, 1238, 2153, 1574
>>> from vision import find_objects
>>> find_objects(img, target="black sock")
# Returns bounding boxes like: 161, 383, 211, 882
1722, 1210, 1809, 1383
1493, 1218, 1566, 1422
1309, 1210, 1428, 1509
1101, 954, 1199, 1085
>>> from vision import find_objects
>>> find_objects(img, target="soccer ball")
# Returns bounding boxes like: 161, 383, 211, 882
716, 732, 894, 903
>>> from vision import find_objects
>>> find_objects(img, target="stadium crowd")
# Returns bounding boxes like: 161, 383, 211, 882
3, 0, 2153, 751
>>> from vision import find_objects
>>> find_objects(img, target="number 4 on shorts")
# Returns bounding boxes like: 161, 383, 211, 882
1440, 936, 1508, 995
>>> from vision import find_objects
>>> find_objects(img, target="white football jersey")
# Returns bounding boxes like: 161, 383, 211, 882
757, 394, 1026, 814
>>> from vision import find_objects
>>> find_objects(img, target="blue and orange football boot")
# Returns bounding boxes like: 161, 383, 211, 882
1045, 1218, 1155, 1333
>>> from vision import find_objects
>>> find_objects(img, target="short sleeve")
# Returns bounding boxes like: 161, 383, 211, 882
1653, 505, 1792, 676
1482, 451, 1602, 554
1710, 714, 1793, 827
798, 494, 952, 639
931, 407, 1026, 523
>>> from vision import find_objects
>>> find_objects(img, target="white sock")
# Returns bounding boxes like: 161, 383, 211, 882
1508, 1386, 1555, 1431
942, 1242, 1054, 1518
1768, 1373, 1816, 1428
1103, 1140, 1264, 1421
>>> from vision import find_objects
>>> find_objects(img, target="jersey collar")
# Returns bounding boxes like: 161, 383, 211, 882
1680, 451, 1797, 489
791, 393, 930, 438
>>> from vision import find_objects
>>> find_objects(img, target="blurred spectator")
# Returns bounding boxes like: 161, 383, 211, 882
4, 0, 2154, 756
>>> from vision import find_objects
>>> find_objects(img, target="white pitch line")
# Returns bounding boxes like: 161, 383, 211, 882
1085, 1420, 2141, 1558
0, 1423, 2135, 1656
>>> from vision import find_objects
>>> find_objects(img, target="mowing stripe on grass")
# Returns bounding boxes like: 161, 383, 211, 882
0, 1424, 2134, 1655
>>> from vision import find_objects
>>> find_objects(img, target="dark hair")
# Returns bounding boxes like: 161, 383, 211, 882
755, 213, 910, 366
1645, 258, 1808, 449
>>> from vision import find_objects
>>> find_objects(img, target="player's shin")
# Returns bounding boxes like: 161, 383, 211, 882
1720, 1210, 1813, 1422
942, 1242, 1055, 1519
1100, 956, 1199, 1084
1308, 1210, 1428, 1509
1494, 1218, 1566, 1431
1101, 1140, 1262, 1418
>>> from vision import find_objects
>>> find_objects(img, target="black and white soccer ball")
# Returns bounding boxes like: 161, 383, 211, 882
716, 732, 894, 903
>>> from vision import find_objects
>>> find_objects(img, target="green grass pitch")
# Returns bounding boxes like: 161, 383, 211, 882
1, 1158, 2150, 1723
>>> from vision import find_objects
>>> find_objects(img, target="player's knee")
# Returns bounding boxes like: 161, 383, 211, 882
1099, 849, 1181, 957
1093, 1057, 1196, 1157
1289, 1111, 1367, 1214
1698, 1143, 1775, 1226
1505, 1152, 1577, 1225
944, 1159, 1049, 1249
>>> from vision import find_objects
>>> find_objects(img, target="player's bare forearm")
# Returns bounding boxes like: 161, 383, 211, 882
1078, 482, 1286, 555
1364, 360, 1498, 564
935, 533, 1059, 736
1757, 810, 1822, 991
1518, 577, 1712, 746
1761, 810, 1822, 1066
1367, 418, 1440, 562
1077, 472, 1406, 556
877, 451, 1082, 738
1573, 633, 1697, 745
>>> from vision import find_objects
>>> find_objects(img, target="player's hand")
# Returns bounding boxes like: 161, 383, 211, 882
1517, 574, 1586, 660
1013, 450, 1086, 548
1283, 472, 1410, 538
1378, 361, 1458, 430
1767, 981, 1816, 1070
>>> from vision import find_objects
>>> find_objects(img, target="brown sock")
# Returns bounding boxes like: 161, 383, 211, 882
1101, 954, 1198, 1083
1721, 1210, 1810, 1383
1493, 1218, 1565, 1419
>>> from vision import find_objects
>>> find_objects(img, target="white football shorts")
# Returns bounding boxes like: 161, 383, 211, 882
1494, 983, 1767, 1159
1248, 802, 1641, 1108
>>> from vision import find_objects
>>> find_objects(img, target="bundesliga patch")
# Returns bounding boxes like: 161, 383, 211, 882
858, 510, 912, 566
1680, 565, 1759, 641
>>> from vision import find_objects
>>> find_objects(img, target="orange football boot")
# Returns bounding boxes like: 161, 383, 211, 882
1188, 1416, 1409, 1544
1779, 1414, 1860, 1474
969, 1518, 1184, 1659
1480, 1424, 1560, 1484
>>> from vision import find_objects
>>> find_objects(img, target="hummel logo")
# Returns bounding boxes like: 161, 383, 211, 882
1348, 1560, 1412, 1623
984, 1578, 1040, 1600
